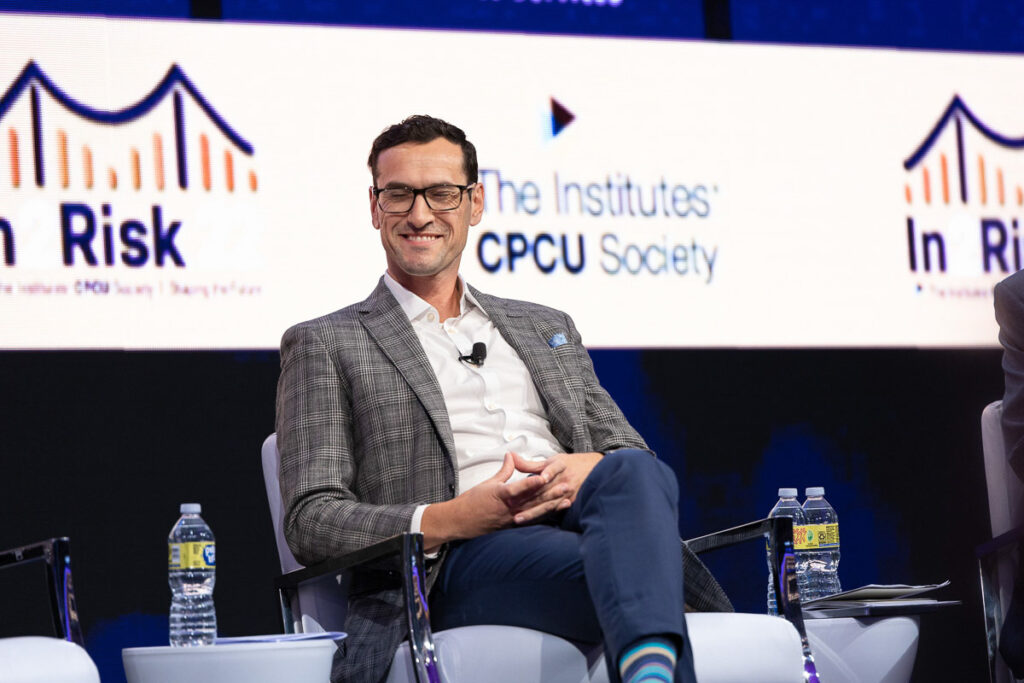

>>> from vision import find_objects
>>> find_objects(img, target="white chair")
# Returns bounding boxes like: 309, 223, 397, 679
0, 539, 100, 683
262, 434, 807, 682
0, 636, 100, 683
978, 399, 1024, 682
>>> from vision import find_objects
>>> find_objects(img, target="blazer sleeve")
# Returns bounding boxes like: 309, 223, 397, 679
562, 311, 653, 456
996, 275, 1024, 481
276, 321, 417, 566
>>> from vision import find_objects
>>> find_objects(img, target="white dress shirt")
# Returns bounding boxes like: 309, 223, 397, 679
382, 273, 563, 534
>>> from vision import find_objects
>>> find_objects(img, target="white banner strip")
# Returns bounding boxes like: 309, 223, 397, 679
0, 14, 1016, 348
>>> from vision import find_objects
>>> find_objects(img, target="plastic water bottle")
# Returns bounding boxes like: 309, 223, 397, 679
802, 487, 841, 600
168, 503, 217, 646
767, 488, 806, 615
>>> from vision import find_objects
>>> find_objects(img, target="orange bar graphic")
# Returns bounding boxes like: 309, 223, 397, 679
940, 153, 949, 204
153, 133, 164, 191
83, 146, 93, 189
8, 128, 19, 188
109, 168, 117, 190
1019, 186, 1023, 206
131, 149, 141, 190
922, 167, 931, 204
200, 133, 211, 191
58, 130, 69, 188
224, 150, 234, 192
979, 155, 988, 205
904, 184, 912, 204
249, 170, 258, 192
998, 168, 1005, 206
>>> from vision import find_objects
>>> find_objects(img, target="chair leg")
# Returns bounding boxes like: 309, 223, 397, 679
769, 518, 820, 683
279, 587, 297, 634
400, 534, 440, 683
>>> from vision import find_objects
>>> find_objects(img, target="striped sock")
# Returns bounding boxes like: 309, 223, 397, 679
618, 636, 677, 683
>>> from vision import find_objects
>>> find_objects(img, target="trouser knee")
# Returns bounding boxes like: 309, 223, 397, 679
582, 450, 679, 508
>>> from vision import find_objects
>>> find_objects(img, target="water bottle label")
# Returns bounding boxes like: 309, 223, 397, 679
793, 525, 816, 550
169, 542, 216, 569
819, 523, 840, 548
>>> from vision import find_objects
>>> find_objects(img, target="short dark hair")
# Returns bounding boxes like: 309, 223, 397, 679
368, 115, 478, 184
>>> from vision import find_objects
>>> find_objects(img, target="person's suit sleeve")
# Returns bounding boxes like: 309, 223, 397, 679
276, 320, 417, 566
561, 311, 653, 456
996, 275, 1024, 481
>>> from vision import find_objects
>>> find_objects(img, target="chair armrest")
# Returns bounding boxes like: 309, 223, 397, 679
686, 518, 780, 554
975, 523, 1024, 559
274, 533, 416, 591
0, 537, 83, 646
273, 532, 439, 683
686, 518, 819, 681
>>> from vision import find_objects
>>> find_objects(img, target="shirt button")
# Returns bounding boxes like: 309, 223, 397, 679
426, 313, 435, 322
486, 401, 496, 411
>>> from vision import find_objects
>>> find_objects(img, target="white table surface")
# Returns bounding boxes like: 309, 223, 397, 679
805, 615, 921, 683
123, 638, 336, 683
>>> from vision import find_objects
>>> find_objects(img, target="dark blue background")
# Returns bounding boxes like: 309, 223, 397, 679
0, 1, 1015, 681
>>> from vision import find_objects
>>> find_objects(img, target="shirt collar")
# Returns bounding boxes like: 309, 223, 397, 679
383, 272, 487, 323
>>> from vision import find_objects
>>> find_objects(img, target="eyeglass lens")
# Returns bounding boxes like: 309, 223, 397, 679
378, 185, 466, 213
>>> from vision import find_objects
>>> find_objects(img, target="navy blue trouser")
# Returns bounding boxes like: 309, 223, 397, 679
429, 451, 697, 683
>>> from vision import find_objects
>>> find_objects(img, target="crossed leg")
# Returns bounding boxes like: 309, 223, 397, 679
429, 451, 696, 683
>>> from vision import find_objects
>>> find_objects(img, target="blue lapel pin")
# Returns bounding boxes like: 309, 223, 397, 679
548, 333, 568, 349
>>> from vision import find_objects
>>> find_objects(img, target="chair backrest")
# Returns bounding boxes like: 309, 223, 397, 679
982, 400, 1023, 536
979, 400, 1023, 683
261, 433, 349, 634
261, 434, 303, 574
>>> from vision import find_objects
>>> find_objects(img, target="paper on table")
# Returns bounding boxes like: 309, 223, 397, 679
806, 598, 945, 610
213, 632, 346, 644
802, 580, 950, 606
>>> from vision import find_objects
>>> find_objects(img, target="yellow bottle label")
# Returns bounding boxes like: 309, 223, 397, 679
793, 524, 823, 550
793, 523, 840, 549
169, 542, 215, 569
819, 523, 840, 548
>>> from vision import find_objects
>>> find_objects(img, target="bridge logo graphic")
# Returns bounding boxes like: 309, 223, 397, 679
0, 60, 256, 194
902, 95, 1023, 279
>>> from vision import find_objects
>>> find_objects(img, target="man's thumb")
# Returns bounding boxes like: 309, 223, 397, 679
512, 451, 545, 473
493, 451, 516, 482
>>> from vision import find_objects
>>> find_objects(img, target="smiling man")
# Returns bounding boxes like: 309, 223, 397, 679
275, 115, 730, 683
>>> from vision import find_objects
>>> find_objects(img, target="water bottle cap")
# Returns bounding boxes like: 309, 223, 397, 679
805, 487, 825, 497
777, 488, 798, 497
180, 503, 202, 514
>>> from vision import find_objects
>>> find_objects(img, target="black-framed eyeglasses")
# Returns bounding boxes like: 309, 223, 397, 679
372, 183, 476, 214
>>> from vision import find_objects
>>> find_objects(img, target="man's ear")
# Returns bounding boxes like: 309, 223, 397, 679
469, 181, 485, 226
369, 186, 380, 230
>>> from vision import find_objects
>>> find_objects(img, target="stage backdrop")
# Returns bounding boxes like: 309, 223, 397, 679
0, 8, 1011, 683
0, 13, 1017, 349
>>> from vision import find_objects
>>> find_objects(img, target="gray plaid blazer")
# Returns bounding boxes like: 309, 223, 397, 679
276, 278, 731, 683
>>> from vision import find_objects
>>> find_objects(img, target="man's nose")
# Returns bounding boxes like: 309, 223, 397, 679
407, 193, 433, 227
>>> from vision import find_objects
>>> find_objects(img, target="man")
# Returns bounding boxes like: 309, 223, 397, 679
994, 268, 1024, 677
996, 270, 1024, 484
276, 115, 730, 683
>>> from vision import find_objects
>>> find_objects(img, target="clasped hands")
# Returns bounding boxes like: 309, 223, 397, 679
422, 451, 603, 550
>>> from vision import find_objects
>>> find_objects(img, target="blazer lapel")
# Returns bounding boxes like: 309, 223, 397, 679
471, 286, 581, 449
357, 279, 457, 462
